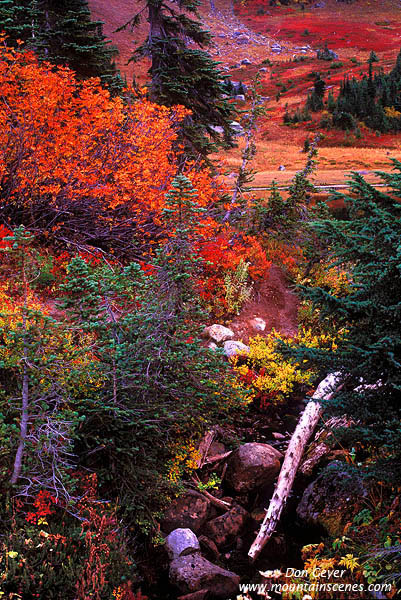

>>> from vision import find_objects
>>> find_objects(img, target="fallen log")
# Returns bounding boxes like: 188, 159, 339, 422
248, 372, 343, 561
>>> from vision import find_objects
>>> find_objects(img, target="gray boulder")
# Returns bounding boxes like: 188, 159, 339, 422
223, 340, 250, 357
203, 324, 234, 344
198, 535, 220, 561
249, 317, 266, 332
230, 81, 248, 95
165, 528, 201, 560
226, 443, 282, 493
162, 491, 210, 534
170, 554, 239, 598
230, 121, 245, 136
209, 125, 224, 135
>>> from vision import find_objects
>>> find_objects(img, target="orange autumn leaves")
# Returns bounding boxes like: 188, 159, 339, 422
0, 36, 271, 319
0, 35, 191, 219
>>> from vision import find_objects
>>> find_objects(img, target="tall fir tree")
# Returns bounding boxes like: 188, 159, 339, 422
0, 0, 123, 94
288, 163, 401, 482
122, 0, 237, 157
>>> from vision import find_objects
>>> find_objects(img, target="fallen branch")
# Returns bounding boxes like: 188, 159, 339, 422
195, 428, 217, 469
205, 450, 232, 465
248, 373, 343, 561
190, 477, 232, 511
197, 488, 232, 511
300, 415, 353, 476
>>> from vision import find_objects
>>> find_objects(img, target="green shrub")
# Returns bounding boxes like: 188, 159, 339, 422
330, 61, 344, 69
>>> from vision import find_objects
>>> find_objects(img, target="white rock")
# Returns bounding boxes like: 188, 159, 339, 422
209, 125, 224, 135
203, 324, 234, 343
230, 121, 245, 136
235, 94, 246, 101
223, 340, 250, 357
165, 528, 201, 561
250, 317, 266, 332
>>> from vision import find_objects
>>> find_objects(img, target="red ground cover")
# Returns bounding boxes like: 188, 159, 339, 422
235, 2, 401, 52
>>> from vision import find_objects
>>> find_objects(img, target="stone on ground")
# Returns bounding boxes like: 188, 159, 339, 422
170, 554, 239, 598
165, 528, 201, 560
223, 340, 250, 357
203, 324, 234, 343
162, 491, 210, 534
225, 443, 282, 493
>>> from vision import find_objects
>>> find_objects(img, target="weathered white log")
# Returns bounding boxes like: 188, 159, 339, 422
248, 373, 343, 561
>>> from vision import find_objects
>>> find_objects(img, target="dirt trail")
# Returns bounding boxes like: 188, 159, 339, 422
230, 264, 299, 341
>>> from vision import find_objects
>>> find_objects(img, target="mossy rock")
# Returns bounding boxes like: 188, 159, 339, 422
296, 462, 368, 537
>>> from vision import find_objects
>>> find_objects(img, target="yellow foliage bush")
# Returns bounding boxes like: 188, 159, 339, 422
166, 441, 201, 484
384, 106, 401, 119
0, 285, 102, 394
297, 260, 352, 297
232, 329, 338, 406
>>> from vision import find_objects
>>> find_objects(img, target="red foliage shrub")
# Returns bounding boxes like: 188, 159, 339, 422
0, 224, 12, 248
25, 490, 57, 524
197, 231, 271, 311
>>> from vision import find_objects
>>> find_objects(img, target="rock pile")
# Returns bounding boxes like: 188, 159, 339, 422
203, 324, 249, 357
161, 442, 283, 597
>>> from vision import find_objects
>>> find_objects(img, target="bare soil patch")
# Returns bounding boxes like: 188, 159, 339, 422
230, 264, 299, 342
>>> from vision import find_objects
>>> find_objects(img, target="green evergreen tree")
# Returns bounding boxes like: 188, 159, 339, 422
288, 163, 401, 481
123, 0, 237, 157
59, 175, 247, 525
0, 0, 123, 94
0, 1, 34, 42
315, 48, 401, 132
367, 51, 379, 98
306, 74, 325, 111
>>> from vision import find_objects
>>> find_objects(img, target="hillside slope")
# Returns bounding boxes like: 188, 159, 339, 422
88, 0, 401, 183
